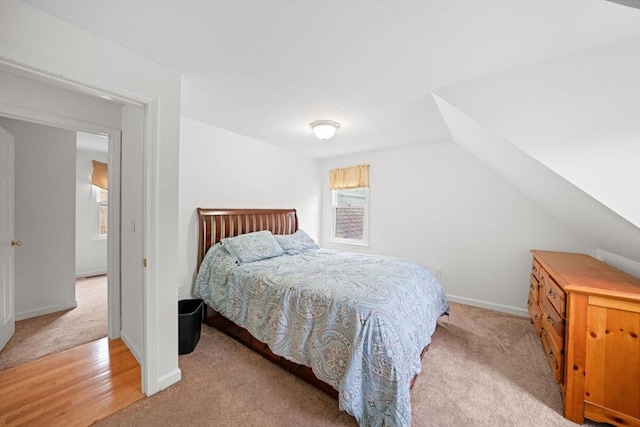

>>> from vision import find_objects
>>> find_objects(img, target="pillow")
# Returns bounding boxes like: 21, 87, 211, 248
274, 230, 319, 255
221, 230, 283, 264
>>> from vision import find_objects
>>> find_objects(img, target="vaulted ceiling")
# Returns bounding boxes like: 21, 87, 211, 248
23, 0, 640, 158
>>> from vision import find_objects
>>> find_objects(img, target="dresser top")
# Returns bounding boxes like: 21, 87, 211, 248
531, 250, 640, 300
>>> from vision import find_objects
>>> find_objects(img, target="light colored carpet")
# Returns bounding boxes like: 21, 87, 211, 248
94, 302, 603, 427
0, 276, 107, 371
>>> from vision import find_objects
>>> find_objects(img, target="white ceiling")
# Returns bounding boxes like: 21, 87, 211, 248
77, 131, 108, 153
23, 0, 640, 159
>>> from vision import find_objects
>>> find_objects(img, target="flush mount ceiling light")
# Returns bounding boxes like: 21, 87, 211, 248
310, 120, 340, 140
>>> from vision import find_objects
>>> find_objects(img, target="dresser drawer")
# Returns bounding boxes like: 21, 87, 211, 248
529, 274, 539, 303
527, 291, 542, 335
541, 325, 564, 384
542, 297, 565, 348
541, 272, 566, 317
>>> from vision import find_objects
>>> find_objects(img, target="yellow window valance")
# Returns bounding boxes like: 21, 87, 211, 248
92, 160, 108, 190
329, 164, 370, 190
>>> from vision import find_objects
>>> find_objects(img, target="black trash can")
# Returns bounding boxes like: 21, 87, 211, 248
178, 299, 203, 355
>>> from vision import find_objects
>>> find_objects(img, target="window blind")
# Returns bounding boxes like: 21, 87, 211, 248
91, 160, 108, 190
329, 164, 369, 190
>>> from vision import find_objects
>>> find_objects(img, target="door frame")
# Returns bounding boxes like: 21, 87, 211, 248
0, 101, 123, 339
0, 57, 160, 395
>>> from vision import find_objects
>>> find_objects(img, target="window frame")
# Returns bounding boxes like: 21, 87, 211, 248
94, 185, 108, 240
330, 187, 369, 247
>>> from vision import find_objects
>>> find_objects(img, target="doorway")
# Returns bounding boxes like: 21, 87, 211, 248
74, 132, 110, 355
0, 54, 163, 395
0, 66, 132, 366
0, 118, 118, 370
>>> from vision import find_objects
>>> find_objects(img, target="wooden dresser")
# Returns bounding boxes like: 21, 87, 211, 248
528, 250, 640, 426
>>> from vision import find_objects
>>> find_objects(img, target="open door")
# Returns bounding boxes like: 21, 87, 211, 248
0, 126, 15, 351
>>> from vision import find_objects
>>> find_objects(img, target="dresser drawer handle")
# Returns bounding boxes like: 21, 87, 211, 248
546, 315, 555, 326
548, 288, 556, 299
527, 299, 532, 307
541, 328, 546, 336
548, 350, 556, 365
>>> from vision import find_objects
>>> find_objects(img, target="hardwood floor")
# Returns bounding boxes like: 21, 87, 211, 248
0, 337, 144, 426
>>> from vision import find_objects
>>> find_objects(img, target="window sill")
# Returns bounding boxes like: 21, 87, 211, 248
329, 238, 369, 247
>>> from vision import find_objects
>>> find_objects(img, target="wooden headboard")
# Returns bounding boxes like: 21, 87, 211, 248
196, 208, 298, 264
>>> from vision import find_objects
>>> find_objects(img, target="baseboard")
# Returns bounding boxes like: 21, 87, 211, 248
120, 330, 143, 366
118, 339, 181, 396
75, 270, 107, 278
15, 301, 78, 321
156, 368, 182, 395
120, 331, 181, 397
446, 294, 528, 317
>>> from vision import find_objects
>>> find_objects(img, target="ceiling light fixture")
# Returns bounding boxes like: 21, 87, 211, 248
310, 120, 340, 140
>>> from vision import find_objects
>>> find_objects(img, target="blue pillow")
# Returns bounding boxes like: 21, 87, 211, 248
221, 230, 283, 264
274, 230, 319, 255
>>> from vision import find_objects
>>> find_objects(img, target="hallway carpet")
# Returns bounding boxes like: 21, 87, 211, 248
0, 275, 107, 371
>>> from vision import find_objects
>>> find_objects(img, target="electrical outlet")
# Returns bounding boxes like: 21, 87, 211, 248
177, 285, 184, 299
434, 268, 442, 278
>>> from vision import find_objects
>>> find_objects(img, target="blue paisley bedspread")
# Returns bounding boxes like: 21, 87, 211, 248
195, 246, 449, 427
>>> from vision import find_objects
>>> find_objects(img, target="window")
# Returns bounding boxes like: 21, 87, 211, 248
332, 187, 369, 245
329, 164, 370, 246
96, 186, 108, 239
91, 159, 108, 239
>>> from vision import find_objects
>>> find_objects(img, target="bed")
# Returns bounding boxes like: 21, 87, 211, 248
194, 208, 449, 426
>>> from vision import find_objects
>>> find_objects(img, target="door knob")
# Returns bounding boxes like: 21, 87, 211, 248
11, 240, 21, 247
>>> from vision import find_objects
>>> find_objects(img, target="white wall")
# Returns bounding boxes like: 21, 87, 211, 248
120, 104, 145, 361
1, 0, 182, 395
75, 145, 108, 278
435, 40, 640, 228
0, 117, 77, 320
433, 93, 640, 270
178, 116, 322, 298
321, 142, 598, 315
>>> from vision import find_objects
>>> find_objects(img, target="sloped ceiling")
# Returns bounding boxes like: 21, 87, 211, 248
20, 0, 640, 158
433, 40, 640, 262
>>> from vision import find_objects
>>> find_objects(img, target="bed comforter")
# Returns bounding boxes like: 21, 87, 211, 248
195, 246, 449, 426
